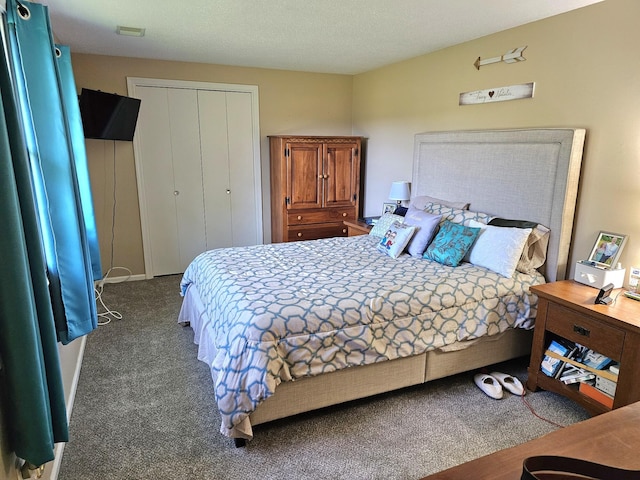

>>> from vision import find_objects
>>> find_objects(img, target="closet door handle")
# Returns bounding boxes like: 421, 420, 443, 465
226, 189, 231, 194
174, 191, 180, 196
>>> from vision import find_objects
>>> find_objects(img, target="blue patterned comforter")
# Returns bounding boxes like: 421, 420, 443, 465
179, 235, 544, 439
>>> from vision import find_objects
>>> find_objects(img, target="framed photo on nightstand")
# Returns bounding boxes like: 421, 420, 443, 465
588, 231, 627, 269
382, 203, 396, 215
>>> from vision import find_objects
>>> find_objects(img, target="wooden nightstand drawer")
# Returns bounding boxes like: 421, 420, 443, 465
546, 302, 625, 361
288, 208, 355, 225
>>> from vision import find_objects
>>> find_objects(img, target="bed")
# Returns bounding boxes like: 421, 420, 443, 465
178, 128, 585, 445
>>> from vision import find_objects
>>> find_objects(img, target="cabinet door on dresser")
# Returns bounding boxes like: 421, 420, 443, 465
287, 141, 323, 210
324, 141, 360, 208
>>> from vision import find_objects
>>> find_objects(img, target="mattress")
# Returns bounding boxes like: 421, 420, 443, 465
179, 234, 544, 438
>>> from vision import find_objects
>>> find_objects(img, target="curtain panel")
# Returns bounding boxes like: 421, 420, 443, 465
7, 0, 100, 344
0, 0, 102, 466
0, 17, 68, 466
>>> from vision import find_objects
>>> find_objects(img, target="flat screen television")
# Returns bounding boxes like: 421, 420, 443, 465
79, 88, 141, 141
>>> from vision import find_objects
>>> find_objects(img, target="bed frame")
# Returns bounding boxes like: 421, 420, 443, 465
243, 128, 586, 445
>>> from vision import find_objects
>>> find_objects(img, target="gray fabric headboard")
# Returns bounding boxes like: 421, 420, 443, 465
412, 128, 585, 282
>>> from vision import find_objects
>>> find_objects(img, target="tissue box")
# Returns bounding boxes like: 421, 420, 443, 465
574, 262, 625, 289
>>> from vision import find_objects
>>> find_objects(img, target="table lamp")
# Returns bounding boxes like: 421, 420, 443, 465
389, 181, 410, 205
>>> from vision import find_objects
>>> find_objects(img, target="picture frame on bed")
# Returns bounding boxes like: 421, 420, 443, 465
382, 202, 397, 215
588, 231, 627, 269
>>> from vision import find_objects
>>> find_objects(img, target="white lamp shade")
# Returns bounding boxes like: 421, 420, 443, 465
388, 181, 410, 202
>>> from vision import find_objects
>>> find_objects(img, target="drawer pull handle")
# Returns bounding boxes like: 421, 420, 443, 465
573, 325, 590, 337
297, 215, 302, 220
342, 212, 347, 217
297, 232, 303, 237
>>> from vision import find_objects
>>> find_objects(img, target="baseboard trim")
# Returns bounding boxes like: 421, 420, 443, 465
95, 273, 147, 286
44, 335, 86, 480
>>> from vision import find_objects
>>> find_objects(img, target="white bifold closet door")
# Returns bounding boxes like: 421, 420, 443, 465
132, 82, 261, 277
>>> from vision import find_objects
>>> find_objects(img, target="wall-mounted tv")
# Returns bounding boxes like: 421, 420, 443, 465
79, 88, 141, 141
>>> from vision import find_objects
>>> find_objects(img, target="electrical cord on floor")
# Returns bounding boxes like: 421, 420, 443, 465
477, 367, 567, 429
95, 266, 132, 326
520, 390, 566, 429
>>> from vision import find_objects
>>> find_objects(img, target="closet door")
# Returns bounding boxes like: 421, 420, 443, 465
130, 78, 262, 278
135, 86, 182, 275
198, 90, 232, 249
168, 89, 207, 270
226, 91, 259, 246
136, 86, 207, 275
198, 90, 258, 248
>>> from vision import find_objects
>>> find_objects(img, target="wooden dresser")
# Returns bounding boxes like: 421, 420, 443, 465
269, 135, 362, 243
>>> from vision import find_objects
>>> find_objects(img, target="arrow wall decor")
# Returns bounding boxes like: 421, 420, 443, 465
474, 46, 527, 70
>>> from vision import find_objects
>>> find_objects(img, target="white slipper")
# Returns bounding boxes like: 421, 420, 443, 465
490, 371, 525, 396
473, 373, 503, 399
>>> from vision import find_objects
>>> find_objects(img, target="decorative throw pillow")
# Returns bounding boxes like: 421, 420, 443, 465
369, 213, 404, 238
403, 206, 442, 257
377, 221, 417, 258
421, 202, 492, 226
423, 221, 480, 267
465, 220, 532, 278
411, 195, 470, 211
518, 224, 550, 273
393, 205, 408, 216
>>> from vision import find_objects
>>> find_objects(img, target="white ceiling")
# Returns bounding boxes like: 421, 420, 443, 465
41, 0, 602, 75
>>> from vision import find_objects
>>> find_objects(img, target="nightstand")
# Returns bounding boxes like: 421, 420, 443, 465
526, 280, 640, 415
343, 219, 372, 236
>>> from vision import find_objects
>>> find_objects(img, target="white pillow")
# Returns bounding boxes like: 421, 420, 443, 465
465, 220, 532, 278
377, 221, 416, 259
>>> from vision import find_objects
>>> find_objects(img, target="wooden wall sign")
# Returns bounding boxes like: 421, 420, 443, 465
459, 82, 535, 106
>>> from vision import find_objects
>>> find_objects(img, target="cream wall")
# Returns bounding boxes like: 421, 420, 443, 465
72, 0, 639, 279
71, 54, 354, 275
353, 0, 640, 279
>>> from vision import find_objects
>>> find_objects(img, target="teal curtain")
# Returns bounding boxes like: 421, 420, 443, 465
57, 44, 102, 281
7, 0, 100, 343
0, 13, 68, 468
0, 0, 103, 466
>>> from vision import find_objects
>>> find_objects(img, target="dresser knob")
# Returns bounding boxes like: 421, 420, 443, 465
297, 215, 302, 220
342, 212, 347, 217
297, 232, 303, 237
343, 229, 347, 233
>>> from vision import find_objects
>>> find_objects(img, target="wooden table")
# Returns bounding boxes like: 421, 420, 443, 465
420, 401, 640, 479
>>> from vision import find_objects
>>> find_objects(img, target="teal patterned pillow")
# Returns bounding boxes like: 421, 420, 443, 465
369, 213, 404, 238
423, 221, 480, 267
377, 221, 416, 258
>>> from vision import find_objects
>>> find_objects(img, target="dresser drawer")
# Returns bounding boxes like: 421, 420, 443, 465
546, 302, 625, 361
286, 223, 348, 241
287, 208, 355, 226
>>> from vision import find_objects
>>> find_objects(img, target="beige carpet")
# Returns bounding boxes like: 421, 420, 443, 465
57, 275, 590, 480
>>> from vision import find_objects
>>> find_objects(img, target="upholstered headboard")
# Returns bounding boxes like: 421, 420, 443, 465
412, 128, 585, 282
